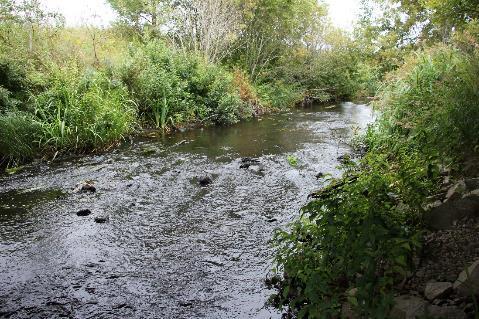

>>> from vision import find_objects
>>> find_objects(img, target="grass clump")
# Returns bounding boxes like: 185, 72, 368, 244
0, 111, 42, 165
33, 65, 137, 153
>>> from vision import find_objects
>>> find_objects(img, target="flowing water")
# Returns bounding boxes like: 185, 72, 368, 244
0, 102, 373, 319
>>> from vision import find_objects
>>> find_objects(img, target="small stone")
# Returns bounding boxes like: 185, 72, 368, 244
390, 295, 426, 319
74, 182, 96, 194
179, 301, 193, 307
76, 209, 92, 217
249, 164, 265, 175
316, 172, 325, 179
426, 305, 466, 319
204, 259, 223, 267
424, 282, 453, 301
240, 157, 260, 169
445, 180, 466, 201
454, 259, 479, 296
94, 216, 109, 224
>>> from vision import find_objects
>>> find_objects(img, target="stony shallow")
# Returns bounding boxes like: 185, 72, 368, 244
0, 103, 373, 319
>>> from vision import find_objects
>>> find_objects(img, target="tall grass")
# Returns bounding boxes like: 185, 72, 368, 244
33, 65, 137, 152
372, 44, 479, 162
0, 111, 41, 165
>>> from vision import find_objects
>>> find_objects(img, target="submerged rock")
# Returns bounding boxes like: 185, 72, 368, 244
94, 216, 109, 224
198, 176, 213, 187
76, 209, 92, 217
239, 157, 260, 169
73, 182, 96, 194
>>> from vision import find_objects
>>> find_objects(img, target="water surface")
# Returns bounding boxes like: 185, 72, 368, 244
0, 102, 373, 319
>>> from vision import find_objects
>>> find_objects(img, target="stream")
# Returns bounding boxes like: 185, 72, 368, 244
0, 102, 373, 319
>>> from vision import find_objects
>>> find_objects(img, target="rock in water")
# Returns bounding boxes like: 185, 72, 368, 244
74, 182, 96, 194
424, 282, 453, 301
94, 216, 109, 224
198, 176, 213, 187
454, 259, 479, 297
76, 209, 92, 217
240, 157, 260, 169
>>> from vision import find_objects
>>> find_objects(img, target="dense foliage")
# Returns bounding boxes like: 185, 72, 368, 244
270, 3, 479, 317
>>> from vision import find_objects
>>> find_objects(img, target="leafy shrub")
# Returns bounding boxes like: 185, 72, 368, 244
33, 65, 136, 152
373, 45, 479, 162
272, 148, 435, 318
0, 57, 31, 111
256, 80, 304, 109
116, 41, 254, 127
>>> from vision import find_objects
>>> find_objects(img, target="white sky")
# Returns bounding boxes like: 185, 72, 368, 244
41, 0, 361, 30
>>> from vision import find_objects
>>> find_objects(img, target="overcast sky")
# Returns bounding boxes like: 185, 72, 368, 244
41, 0, 361, 30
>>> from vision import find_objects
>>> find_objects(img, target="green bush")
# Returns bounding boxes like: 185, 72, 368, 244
33, 65, 136, 152
272, 148, 435, 318
116, 41, 254, 127
0, 57, 31, 111
256, 80, 304, 109
373, 45, 479, 162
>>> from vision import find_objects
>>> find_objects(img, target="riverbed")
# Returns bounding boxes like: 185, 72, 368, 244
0, 102, 373, 319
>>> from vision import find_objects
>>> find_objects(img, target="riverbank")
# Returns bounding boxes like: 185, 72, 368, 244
270, 44, 479, 318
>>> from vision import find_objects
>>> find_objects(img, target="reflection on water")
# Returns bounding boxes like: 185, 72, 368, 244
0, 102, 373, 319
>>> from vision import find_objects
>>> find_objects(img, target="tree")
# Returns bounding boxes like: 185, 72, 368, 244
107, 0, 166, 30
167, 0, 242, 63
234, 0, 328, 81
0, 0, 63, 51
